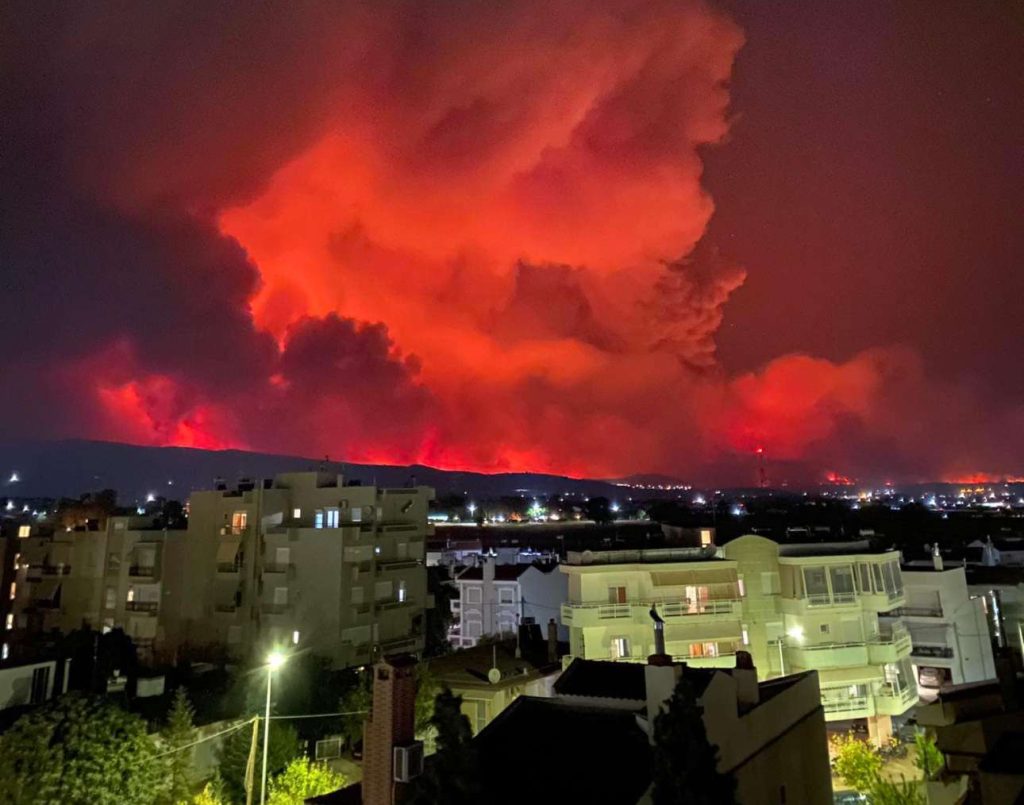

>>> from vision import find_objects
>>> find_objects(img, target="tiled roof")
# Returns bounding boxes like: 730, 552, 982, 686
554, 657, 719, 702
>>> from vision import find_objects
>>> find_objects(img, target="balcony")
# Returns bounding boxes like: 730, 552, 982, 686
125, 601, 159, 614
379, 635, 419, 653
875, 684, 918, 715
376, 559, 420, 573
911, 644, 955, 659
220, 526, 249, 537
262, 563, 294, 576
261, 603, 291, 615
214, 603, 238, 614
38, 564, 72, 577
785, 642, 870, 671
128, 565, 156, 578
868, 626, 913, 664
895, 606, 943, 619
378, 598, 414, 610
823, 696, 875, 720
561, 598, 742, 628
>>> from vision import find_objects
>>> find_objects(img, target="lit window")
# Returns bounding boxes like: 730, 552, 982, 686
292, 630, 300, 645
374, 545, 381, 555
738, 578, 746, 597
611, 637, 630, 659
398, 581, 407, 603
742, 627, 750, 646
18, 525, 30, 538
9, 582, 15, 601
1, 643, 7, 660
231, 511, 248, 530
126, 588, 135, 603
4, 613, 13, 631
292, 508, 301, 519
315, 510, 324, 529
326, 509, 339, 528
700, 529, 713, 547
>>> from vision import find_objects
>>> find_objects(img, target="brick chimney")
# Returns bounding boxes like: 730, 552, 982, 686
362, 655, 419, 805
733, 650, 759, 708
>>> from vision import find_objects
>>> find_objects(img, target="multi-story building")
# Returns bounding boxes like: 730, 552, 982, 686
181, 472, 433, 667
901, 560, 995, 697
10, 521, 107, 638
451, 557, 566, 648
559, 534, 918, 741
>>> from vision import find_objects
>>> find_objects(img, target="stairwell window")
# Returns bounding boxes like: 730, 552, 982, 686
611, 637, 630, 659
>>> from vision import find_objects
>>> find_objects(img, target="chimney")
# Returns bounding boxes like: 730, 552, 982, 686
649, 607, 668, 661
932, 543, 944, 572
733, 650, 759, 708
483, 555, 495, 583
362, 655, 421, 805
547, 619, 558, 664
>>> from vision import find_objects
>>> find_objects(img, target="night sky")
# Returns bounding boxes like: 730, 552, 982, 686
2, 1, 1022, 484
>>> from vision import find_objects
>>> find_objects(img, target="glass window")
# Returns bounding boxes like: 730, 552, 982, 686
465, 586, 482, 604
829, 566, 856, 600
608, 586, 627, 604
858, 564, 872, 593
315, 510, 324, 529
292, 508, 301, 519
326, 509, 339, 528
889, 562, 904, 595
231, 511, 247, 530
18, 525, 30, 538
872, 564, 884, 593
498, 587, 515, 604
803, 567, 829, 599
882, 563, 897, 596
611, 637, 630, 659
398, 581, 407, 603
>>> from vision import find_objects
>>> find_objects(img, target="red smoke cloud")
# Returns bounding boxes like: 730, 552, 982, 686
4, 1, 1022, 483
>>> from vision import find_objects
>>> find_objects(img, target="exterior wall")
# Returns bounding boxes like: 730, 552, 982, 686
903, 567, 995, 697
0, 658, 63, 710
519, 566, 568, 641
561, 536, 917, 724
453, 673, 558, 735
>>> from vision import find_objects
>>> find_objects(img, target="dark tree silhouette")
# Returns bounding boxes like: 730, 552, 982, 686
651, 678, 737, 805
409, 689, 484, 805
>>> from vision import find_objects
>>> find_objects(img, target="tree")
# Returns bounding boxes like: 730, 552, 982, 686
267, 757, 346, 805
912, 730, 943, 781
218, 720, 299, 805
0, 693, 162, 805
163, 687, 197, 804
585, 496, 613, 525
338, 665, 439, 751
830, 731, 883, 793
424, 566, 457, 658
181, 783, 224, 805
409, 689, 482, 805
651, 677, 737, 805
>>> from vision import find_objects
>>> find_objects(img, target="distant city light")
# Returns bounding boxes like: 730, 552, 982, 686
8, 472, 19, 483
467, 503, 477, 515
4, 501, 12, 511
693, 495, 706, 506
610, 502, 620, 513
145, 493, 156, 503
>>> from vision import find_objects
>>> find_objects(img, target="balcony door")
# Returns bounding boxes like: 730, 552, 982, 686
608, 586, 626, 604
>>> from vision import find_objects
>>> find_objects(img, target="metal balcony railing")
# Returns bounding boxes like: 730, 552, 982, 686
911, 644, 955, 658
125, 601, 159, 613
824, 696, 870, 714
376, 560, 420, 572
564, 597, 740, 616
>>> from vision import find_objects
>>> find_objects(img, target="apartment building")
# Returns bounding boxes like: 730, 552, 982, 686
181, 472, 433, 667
451, 557, 566, 648
9, 521, 107, 638
901, 561, 996, 697
560, 534, 917, 740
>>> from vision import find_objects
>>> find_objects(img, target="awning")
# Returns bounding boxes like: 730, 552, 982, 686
818, 666, 884, 687
32, 579, 61, 600
216, 539, 242, 564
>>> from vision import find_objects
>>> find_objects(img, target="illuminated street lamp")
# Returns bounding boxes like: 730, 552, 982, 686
261, 651, 286, 805
467, 502, 477, 516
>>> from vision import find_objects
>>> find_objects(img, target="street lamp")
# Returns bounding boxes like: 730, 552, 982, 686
261, 651, 286, 805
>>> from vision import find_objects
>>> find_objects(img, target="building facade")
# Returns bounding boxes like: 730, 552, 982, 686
559, 534, 918, 739
451, 558, 565, 648
176, 472, 433, 667
902, 564, 996, 697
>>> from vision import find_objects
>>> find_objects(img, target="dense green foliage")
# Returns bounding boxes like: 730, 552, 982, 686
267, 757, 346, 805
0, 694, 162, 805
651, 678, 737, 805
217, 720, 299, 805
409, 688, 482, 805
830, 731, 884, 792
162, 687, 198, 804
912, 730, 943, 781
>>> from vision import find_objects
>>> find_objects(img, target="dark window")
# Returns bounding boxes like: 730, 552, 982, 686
30, 666, 50, 704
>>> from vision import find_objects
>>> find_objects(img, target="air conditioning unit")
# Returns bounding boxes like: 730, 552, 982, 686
393, 741, 425, 782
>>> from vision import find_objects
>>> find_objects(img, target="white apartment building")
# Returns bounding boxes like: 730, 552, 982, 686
560, 535, 918, 741
451, 558, 566, 648
902, 561, 996, 697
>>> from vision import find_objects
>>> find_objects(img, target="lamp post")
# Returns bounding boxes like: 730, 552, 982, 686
261, 651, 286, 805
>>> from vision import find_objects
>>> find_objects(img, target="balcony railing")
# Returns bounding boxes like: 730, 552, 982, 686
376, 559, 420, 572
125, 601, 159, 613
802, 591, 859, 607
911, 644, 955, 659
220, 526, 249, 536
379, 636, 418, 652
378, 598, 413, 610
262, 563, 293, 575
565, 597, 740, 616
128, 565, 156, 577
899, 606, 943, 618
824, 696, 871, 715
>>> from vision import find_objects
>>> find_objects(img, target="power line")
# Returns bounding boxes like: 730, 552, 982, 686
154, 717, 256, 758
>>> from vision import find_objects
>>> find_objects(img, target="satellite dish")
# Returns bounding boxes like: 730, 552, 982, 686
487, 667, 502, 684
